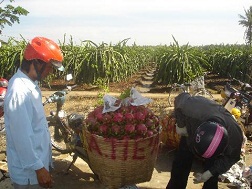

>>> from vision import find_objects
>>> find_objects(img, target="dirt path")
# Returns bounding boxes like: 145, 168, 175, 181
0, 67, 249, 188
0, 145, 236, 189
0, 92, 247, 189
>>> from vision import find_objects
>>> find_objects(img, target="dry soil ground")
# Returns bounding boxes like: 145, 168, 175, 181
0, 67, 251, 189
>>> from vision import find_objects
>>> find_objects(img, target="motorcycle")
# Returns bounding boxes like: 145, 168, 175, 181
0, 78, 8, 134
221, 76, 252, 136
43, 74, 96, 175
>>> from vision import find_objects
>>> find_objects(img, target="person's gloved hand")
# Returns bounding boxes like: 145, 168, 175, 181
193, 170, 213, 184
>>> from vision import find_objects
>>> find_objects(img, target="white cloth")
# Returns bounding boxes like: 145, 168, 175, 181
193, 170, 213, 183
4, 69, 52, 185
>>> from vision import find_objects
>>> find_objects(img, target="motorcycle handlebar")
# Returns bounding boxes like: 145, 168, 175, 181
65, 84, 77, 92
232, 78, 252, 91
43, 84, 78, 106
224, 79, 252, 99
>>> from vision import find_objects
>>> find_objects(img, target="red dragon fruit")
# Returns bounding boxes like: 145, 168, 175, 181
136, 123, 147, 135
125, 124, 136, 134
134, 112, 146, 122
93, 105, 103, 114
85, 98, 159, 140
102, 113, 112, 124
113, 112, 124, 122
99, 124, 109, 135
147, 130, 154, 137
129, 105, 137, 113
125, 112, 134, 123
96, 111, 104, 122
111, 124, 121, 135
145, 118, 155, 129
137, 106, 150, 116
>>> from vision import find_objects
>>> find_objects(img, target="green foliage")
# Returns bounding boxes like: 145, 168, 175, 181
154, 36, 207, 85
119, 88, 131, 99
1, 35, 252, 86
94, 77, 110, 105
60, 35, 154, 85
0, 37, 26, 79
0, 0, 29, 31
204, 44, 252, 82
239, 6, 252, 46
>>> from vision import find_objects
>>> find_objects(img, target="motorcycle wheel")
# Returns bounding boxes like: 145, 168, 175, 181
48, 123, 72, 154
193, 89, 214, 100
168, 86, 185, 107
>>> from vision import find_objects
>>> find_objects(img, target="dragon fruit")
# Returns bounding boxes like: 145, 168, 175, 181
113, 112, 124, 122
111, 124, 121, 135
99, 124, 109, 135
134, 112, 146, 122
147, 130, 154, 137
125, 124, 136, 134
124, 112, 134, 122
102, 113, 113, 124
136, 123, 147, 135
96, 112, 104, 122
145, 118, 155, 129
85, 104, 159, 140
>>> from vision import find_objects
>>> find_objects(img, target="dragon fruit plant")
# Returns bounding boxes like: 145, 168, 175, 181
85, 104, 160, 140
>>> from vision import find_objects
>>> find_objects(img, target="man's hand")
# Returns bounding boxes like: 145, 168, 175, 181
193, 170, 213, 184
36, 167, 53, 188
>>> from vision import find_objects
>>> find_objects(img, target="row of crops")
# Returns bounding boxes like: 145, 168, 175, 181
0, 36, 252, 87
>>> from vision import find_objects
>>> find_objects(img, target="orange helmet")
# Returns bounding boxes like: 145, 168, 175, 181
24, 37, 64, 71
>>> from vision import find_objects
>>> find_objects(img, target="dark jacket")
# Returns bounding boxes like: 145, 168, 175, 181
174, 93, 243, 175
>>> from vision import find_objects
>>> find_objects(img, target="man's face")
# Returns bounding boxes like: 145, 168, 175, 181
40, 63, 53, 79
29, 60, 53, 81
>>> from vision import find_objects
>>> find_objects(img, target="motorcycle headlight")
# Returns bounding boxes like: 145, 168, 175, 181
58, 110, 67, 118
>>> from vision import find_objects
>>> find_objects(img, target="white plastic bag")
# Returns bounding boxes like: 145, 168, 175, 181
102, 87, 152, 113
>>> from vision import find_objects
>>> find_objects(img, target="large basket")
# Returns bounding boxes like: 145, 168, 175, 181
83, 128, 160, 189
160, 113, 180, 149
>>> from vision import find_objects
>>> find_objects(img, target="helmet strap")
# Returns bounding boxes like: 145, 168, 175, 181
32, 60, 47, 81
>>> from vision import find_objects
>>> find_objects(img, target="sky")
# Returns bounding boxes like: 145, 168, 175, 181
1, 0, 251, 46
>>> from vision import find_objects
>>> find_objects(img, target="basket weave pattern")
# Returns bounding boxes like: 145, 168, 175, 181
160, 113, 180, 149
83, 129, 160, 189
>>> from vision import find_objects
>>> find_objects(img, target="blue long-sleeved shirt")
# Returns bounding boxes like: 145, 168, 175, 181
4, 69, 52, 185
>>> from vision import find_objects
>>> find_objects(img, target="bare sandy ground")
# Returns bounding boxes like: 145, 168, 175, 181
0, 91, 248, 189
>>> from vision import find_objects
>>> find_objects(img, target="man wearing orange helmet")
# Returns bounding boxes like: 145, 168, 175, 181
4, 37, 64, 189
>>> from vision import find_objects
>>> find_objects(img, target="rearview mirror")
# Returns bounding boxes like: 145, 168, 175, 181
66, 73, 73, 81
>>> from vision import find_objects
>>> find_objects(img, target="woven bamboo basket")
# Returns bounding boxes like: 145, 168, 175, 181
160, 113, 180, 149
83, 128, 160, 189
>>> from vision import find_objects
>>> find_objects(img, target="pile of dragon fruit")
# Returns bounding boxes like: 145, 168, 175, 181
85, 104, 160, 140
